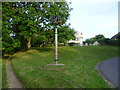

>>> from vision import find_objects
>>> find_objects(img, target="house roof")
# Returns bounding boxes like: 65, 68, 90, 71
111, 32, 120, 40
93, 41, 100, 45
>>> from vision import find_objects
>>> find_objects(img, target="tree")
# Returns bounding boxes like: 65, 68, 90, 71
94, 34, 105, 40
31, 25, 76, 47
85, 34, 120, 46
85, 34, 105, 45
2, 2, 21, 55
58, 25, 76, 44
2, 2, 74, 55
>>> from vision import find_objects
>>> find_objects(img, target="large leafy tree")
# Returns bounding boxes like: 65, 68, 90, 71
31, 25, 76, 47
2, 2, 21, 55
58, 25, 76, 44
2, 2, 75, 55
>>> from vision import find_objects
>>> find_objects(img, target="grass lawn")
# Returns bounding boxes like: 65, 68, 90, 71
2, 59, 8, 88
11, 46, 118, 88
0, 59, 2, 89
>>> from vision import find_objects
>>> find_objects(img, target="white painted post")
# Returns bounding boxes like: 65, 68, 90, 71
47, 16, 64, 65
55, 27, 58, 64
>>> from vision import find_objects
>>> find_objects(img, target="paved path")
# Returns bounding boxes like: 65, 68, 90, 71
96, 57, 119, 88
6, 59, 23, 88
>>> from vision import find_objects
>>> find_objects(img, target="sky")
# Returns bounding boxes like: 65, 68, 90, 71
66, 0, 119, 41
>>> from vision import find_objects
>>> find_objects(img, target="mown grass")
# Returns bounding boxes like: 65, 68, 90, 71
11, 46, 118, 88
2, 59, 7, 88
0, 59, 2, 89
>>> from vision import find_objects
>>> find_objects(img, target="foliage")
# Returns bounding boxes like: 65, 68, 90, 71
2, 2, 75, 55
58, 25, 76, 44
85, 34, 105, 44
107, 39, 120, 46
68, 42, 76, 46
94, 34, 105, 40
85, 34, 120, 46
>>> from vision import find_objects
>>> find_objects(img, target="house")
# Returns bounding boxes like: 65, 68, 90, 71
111, 32, 120, 40
85, 43, 88, 46
93, 41, 100, 46
67, 31, 83, 46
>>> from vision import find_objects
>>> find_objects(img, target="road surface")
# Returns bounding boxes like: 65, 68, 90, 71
96, 57, 119, 88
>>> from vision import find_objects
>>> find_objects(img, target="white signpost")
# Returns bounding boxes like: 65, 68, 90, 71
48, 16, 64, 66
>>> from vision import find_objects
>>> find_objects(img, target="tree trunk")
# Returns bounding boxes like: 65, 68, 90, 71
21, 36, 27, 50
27, 37, 31, 49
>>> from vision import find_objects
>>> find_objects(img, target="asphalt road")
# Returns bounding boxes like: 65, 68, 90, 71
96, 57, 119, 88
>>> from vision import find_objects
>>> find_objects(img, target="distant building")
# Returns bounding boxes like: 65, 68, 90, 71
89, 43, 92, 46
111, 32, 120, 40
85, 43, 88, 46
93, 41, 100, 46
67, 31, 83, 46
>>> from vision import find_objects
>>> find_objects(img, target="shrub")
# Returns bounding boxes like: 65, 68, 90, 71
68, 42, 76, 46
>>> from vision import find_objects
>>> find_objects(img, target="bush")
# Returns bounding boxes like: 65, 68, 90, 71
108, 39, 120, 46
97, 39, 120, 46
5, 47, 14, 55
68, 42, 76, 46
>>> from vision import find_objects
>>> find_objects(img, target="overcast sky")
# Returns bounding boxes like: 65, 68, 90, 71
66, 0, 119, 41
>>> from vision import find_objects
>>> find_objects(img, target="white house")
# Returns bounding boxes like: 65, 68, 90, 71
67, 31, 83, 46
93, 41, 100, 46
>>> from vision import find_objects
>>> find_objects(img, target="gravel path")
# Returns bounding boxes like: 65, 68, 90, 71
6, 59, 23, 88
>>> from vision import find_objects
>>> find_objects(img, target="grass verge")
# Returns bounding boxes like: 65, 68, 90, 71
11, 46, 118, 88
2, 59, 7, 88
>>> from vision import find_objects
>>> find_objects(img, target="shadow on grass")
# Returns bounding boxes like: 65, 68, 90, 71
19, 47, 54, 54
31, 47, 54, 52
2, 56, 10, 59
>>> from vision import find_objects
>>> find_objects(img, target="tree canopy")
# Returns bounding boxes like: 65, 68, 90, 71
2, 2, 76, 55
85, 34, 105, 44
85, 34, 120, 46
